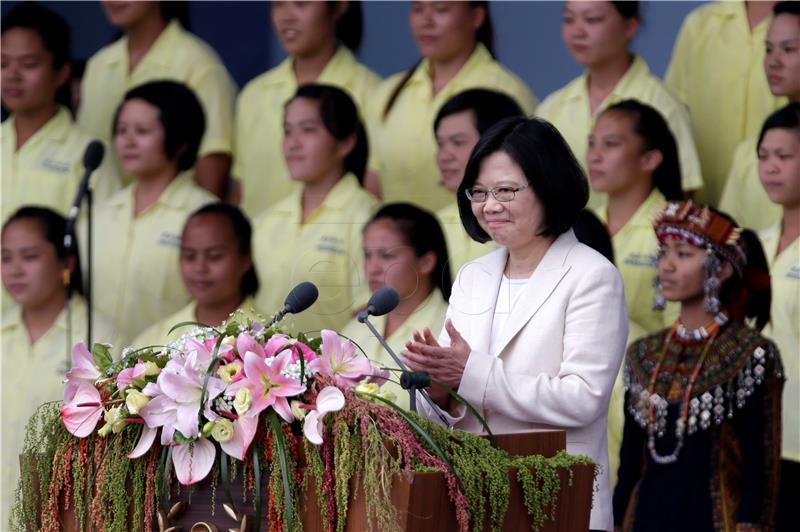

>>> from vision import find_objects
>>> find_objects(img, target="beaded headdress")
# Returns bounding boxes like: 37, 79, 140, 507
652, 201, 747, 313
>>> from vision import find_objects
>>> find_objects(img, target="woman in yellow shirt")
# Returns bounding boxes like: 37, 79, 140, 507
433, 89, 523, 274
78, 1, 235, 198
341, 203, 451, 410
85, 81, 216, 342
755, 103, 800, 530
134, 203, 260, 347
1, 207, 119, 523
253, 84, 379, 335
235, 1, 380, 218
538, 1, 702, 210
369, 1, 538, 212
1, 2, 121, 225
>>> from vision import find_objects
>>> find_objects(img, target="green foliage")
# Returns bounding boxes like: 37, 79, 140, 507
91, 342, 114, 373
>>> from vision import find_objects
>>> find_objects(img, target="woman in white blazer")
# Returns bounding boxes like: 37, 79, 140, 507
403, 117, 628, 531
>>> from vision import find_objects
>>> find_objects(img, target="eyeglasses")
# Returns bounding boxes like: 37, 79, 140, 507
464, 183, 530, 203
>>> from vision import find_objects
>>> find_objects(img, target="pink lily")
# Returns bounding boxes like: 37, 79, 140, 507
172, 438, 216, 485
290, 341, 317, 364
308, 330, 375, 388
61, 381, 104, 438
226, 350, 306, 422
116, 361, 146, 391
235, 332, 289, 362
64, 343, 101, 402
303, 386, 346, 445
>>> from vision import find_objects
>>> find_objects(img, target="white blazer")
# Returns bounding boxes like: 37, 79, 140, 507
420, 229, 628, 531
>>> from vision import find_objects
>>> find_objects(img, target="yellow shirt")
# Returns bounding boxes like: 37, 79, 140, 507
594, 190, 680, 335
537, 55, 703, 211
340, 289, 449, 410
436, 202, 495, 277
759, 223, 799, 461
253, 174, 379, 334
78, 20, 236, 181
234, 46, 381, 219
80, 173, 216, 342
1, 296, 119, 523
368, 44, 538, 212
718, 134, 782, 232
665, 1, 785, 205
1, 107, 122, 223
132, 296, 260, 348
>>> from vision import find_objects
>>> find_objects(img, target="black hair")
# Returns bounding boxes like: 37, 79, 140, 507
185, 203, 259, 298
1, 2, 73, 111
611, 1, 640, 19
382, 1, 494, 121
573, 209, 615, 264
601, 100, 683, 201
433, 89, 525, 136
1, 206, 83, 296
757, 102, 800, 151
289, 84, 368, 184
774, 1, 800, 17
114, 80, 205, 172
366, 203, 452, 302
458, 116, 589, 242
329, 1, 363, 52
160, 1, 191, 30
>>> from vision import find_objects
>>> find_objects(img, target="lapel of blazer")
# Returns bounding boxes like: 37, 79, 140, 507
467, 248, 507, 355
492, 230, 577, 355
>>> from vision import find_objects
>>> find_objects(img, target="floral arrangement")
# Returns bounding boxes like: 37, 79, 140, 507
11, 315, 596, 532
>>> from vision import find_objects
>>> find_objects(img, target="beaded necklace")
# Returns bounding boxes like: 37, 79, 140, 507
645, 314, 726, 464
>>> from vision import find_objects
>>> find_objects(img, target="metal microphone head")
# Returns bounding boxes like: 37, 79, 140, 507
283, 282, 319, 314
366, 287, 400, 317
83, 140, 105, 172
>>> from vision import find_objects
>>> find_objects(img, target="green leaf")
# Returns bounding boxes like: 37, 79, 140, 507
268, 411, 294, 532
92, 342, 114, 372
167, 320, 219, 336
219, 452, 237, 518
253, 446, 263, 532
430, 377, 496, 445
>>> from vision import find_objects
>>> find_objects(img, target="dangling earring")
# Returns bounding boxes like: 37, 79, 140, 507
652, 274, 666, 311
703, 247, 722, 314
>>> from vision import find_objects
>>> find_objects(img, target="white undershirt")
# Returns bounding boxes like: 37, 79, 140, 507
490, 274, 531, 356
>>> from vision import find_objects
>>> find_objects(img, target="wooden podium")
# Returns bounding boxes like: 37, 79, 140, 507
49, 430, 594, 531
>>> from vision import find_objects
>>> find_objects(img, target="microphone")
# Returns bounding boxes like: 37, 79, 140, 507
356, 287, 450, 425
357, 286, 399, 322
64, 140, 105, 246
264, 282, 319, 327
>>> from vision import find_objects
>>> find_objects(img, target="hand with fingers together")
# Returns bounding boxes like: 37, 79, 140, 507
402, 319, 471, 407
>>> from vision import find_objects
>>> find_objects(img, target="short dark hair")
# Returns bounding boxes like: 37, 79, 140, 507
433, 89, 525, 136
774, 1, 800, 17
289, 84, 368, 184
611, 1, 640, 19
114, 81, 205, 172
601, 100, 683, 201
573, 209, 614, 264
2, 2, 72, 110
757, 102, 800, 151
185, 203, 259, 298
367, 203, 452, 302
2, 206, 83, 296
458, 117, 589, 242
329, 1, 363, 52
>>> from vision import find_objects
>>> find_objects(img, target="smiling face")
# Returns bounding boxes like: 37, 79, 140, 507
363, 219, 434, 300
765, 13, 800, 100
561, 1, 637, 68
179, 213, 250, 307
114, 98, 177, 180
1, 27, 68, 114
587, 110, 656, 194
469, 150, 545, 251
758, 126, 800, 208
409, 1, 483, 63
271, 1, 339, 58
436, 110, 481, 193
1, 218, 65, 309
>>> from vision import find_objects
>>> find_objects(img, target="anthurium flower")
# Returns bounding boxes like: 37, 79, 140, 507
64, 343, 101, 402
308, 330, 375, 388
219, 416, 259, 460
172, 438, 215, 485
61, 381, 103, 438
303, 386, 346, 445
225, 350, 306, 422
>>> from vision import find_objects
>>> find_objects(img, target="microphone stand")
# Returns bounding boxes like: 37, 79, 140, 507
358, 313, 451, 427
86, 188, 93, 346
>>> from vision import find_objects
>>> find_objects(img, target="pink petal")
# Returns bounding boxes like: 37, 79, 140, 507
264, 335, 289, 358
172, 439, 215, 485
303, 410, 324, 445
66, 342, 100, 381
159, 372, 201, 403
128, 425, 157, 458
316, 386, 345, 415
220, 416, 259, 460
61, 383, 103, 438
236, 333, 261, 361
272, 397, 295, 423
